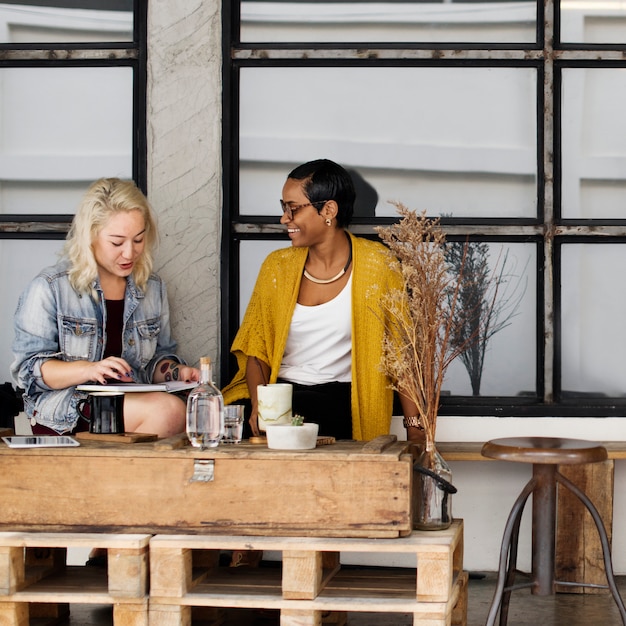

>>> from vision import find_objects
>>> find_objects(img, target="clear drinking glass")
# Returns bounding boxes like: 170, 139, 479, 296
223, 405, 245, 443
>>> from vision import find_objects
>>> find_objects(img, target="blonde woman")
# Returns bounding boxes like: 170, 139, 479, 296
11, 178, 198, 437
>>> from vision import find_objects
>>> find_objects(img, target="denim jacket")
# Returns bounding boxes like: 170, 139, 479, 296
11, 260, 182, 433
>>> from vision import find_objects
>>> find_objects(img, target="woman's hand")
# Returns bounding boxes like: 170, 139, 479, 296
153, 360, 200, 384
248, 407, 260, 437
88, 357, 135, 384
245, 356, 269, 437
177, 365, 201, 383
41, 356, 134, 389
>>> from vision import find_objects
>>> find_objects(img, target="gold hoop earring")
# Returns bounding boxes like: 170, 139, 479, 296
325, 218, 332, 226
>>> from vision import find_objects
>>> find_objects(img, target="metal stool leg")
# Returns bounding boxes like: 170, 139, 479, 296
498, 502, 525, 626
556, 471, 626, 625
485, 476, 536, 626
531, 464, 557, 596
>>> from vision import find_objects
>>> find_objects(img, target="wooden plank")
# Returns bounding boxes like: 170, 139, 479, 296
148, 603, 192, 625
416, 551, 454, 603
0, 532, 151, 549
409, 613, 450, 626
152, 590, 457, 613
194, 566, 283, 597
281, 608, 322, 626
451, 571, 468, 626
453, 523, 464, 577
361, 435, 397, 454
150, 547, 192, 598
556, 460, 614, 594
153, 433, 189, 450
75, 432, 158, 444
437, 442, 490, 462
599, 442, 626, 459
0, 546, 24, 595
108, 546, 149, 598
0, 601, 28, 626
321, 568, 416, 598
9, 565, 109, 602
282, 550, 323, 600
149, 521, 462, 554
114, 601, 149, 626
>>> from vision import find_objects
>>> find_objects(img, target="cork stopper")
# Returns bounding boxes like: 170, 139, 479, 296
200, 357, 211, 366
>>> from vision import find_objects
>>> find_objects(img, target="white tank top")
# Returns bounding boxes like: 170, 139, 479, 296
279, 274, 352, 385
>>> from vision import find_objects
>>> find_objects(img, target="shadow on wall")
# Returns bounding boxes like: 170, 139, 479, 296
348, 168, 378, 218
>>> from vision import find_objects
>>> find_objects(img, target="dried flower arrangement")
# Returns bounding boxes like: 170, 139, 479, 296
376, 203, 482, 449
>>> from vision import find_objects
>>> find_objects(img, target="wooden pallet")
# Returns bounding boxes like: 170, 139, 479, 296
0, 531, 151, 625
149, 520, 467, 626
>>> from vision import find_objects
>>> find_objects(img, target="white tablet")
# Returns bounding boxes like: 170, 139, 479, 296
2, 436, 80, 448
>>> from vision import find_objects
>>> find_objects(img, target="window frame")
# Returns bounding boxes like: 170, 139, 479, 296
222, 0, 626, 417
0, 0, 147, 237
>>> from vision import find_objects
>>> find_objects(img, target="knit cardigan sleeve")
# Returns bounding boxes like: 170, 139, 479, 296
350, 236, 404, 440
222, 246, 307, 405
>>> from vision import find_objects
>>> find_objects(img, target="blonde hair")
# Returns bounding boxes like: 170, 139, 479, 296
64, 178, 158, 295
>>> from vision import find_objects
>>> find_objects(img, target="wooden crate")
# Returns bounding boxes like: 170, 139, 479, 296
148, 520, 467, 626
0, 436, 412, 538
0, 531, 151, 625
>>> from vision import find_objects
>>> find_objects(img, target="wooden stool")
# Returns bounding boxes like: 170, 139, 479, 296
481, 436, 626, 626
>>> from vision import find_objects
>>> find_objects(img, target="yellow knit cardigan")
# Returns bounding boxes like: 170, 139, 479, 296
222, 232, 403, 441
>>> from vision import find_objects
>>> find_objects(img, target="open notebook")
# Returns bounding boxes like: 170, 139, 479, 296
76, 381, 198, 393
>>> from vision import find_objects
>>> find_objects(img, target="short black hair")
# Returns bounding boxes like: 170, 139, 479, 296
287, 159, 355, 228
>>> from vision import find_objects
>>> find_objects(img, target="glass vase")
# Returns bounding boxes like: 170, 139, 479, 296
413, 443, 456, 531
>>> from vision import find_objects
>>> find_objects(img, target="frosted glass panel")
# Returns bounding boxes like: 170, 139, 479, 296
0, 239, 64, 384
0, 2, 132, 44
239, 239, 537, 397
239, 240, 287, 325
561, 244, 626, 397
561, 68, 626, 219
561, 0, 626, 44
240, 66, 538, 220
0, 67, 133, 214
241, 1, 537, 44
443, 241, 536, 396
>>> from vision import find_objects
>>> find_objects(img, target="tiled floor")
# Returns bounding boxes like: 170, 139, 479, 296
53, 572, 626, 625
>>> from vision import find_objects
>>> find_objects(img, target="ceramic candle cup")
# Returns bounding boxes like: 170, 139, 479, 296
257, 383, 292, 432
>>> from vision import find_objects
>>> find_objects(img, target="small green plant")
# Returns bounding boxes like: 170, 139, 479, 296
291, 414, 305, 426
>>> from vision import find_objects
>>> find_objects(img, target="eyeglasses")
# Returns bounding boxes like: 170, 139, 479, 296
280, 199, 329, 221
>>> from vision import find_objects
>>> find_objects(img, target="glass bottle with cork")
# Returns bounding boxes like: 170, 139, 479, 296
186, 356, 224, 448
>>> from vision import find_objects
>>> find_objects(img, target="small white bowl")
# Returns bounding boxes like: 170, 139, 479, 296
265, 423, 319, 450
